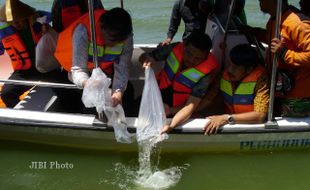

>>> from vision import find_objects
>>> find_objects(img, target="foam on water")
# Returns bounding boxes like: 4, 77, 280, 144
134, 141, 186, 189
135, 166, 185, 190
101, 142, 189, 190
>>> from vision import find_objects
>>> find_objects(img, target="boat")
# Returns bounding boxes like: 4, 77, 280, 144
1, 0, 310, 153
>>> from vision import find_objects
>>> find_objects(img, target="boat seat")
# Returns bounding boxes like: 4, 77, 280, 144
14, 87, 58, 112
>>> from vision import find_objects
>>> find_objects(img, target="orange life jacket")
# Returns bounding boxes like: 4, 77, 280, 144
157, 42, 218, 107
220, 65, 264, 113
266, 9, 310, 99
54, 9, 124, 75
59, 0, 87, 29
0, 22, 42, 71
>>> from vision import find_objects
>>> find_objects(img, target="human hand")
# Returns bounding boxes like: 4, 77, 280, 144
203, 115, 228, 135
160, 38, 172, 46
111, 90, 122, 107
161, 124, 173, 134
143, 61, 152, 68
270, 37, 282, 54
139, 53, 154, 68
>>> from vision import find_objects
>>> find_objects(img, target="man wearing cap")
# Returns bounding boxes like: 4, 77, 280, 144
0, 0, 58, 108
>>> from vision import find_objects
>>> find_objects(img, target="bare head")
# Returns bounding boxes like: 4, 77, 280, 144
100, 8, 133, 47
227, 44, 260, 82
183, 31, 212, 67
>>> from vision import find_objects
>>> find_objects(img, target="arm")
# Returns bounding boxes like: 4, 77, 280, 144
203, 73, 269, 135
161, 70, 214, 133
111, 34, 133, 106
161, 96, 201, 134
71, 24, 90, 88
280, 21, 310, 67
139, 43, 177, 66
203, 112, 266, 135
166, 0, 182, 43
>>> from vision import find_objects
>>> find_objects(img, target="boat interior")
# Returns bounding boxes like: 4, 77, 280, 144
0, 0, 308, 132
1, 0, 310, 153
0, 7, 253, 119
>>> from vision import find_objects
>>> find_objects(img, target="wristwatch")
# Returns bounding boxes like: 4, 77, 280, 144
227, 114, 234, 124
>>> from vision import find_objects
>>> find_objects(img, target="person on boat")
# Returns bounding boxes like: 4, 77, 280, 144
252, 0, 310, 117
54, 8, 133, 112
161, 0, 209, 45
35, 0, 103, 74
299, 0, 310, 18
199, 0, 247, 26
203, 44, 270, 135
51, 0, 103, 33
0, 0, 61, 108
140, 31, 220, 134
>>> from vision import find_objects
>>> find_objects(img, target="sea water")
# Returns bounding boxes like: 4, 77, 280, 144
1, 141, 310, 190
0, 0, 301, 44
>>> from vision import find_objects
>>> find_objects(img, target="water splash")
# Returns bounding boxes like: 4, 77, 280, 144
99, 162, 137, 190
102, 66, 188, 189
134, 140, 187, 189
101, 161, 188, 190
101, 139, 189, 190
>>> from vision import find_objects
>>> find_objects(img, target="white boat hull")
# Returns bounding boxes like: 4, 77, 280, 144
1, 108, 310, 152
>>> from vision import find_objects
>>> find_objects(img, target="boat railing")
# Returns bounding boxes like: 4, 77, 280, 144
0, 79, 79, 89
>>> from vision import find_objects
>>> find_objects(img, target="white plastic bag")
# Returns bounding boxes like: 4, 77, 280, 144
136, 67, 168, 143
104, 104, 135, 143
82, 68, 134, 143
82, 68, 111, 114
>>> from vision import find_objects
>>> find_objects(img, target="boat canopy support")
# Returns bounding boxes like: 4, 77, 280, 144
0, 79, 79, 89
266, 0, 282, 129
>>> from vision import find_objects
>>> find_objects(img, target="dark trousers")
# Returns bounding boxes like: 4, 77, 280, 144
1, 67, 68, 108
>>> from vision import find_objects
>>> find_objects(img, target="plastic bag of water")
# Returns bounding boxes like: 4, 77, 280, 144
136, 67, 168, 143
